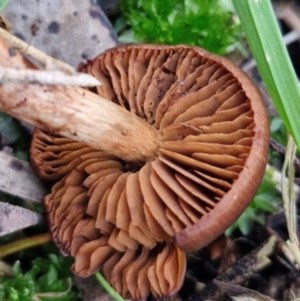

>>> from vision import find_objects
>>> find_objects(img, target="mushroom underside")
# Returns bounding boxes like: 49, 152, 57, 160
31, 45, 269, 300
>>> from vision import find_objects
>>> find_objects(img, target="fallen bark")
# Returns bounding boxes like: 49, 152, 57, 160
0, 150, 46, 202
0, 202, 43, 236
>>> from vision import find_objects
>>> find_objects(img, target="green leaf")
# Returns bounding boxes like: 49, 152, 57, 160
236, 209, 254, 235
36, 264, 58, 289
118, 0, 241, 54
256, 179, 277, 195
0, 0, 9, 11
252, 195, 277, 212
12, 261, 22, 277
270, 116, 288, 147
270, 117, 283, 133
113, 16, 127, 35
0, 255, 79, 301
233, 0, 300, 150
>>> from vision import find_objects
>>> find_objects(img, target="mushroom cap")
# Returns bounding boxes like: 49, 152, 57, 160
31, 44, 269, 299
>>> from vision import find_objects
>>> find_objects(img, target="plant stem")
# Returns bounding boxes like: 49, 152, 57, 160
95, 272, 125, 301
281, 135, 300, 265
0, 233, 51, 257
0, 27, 75, 74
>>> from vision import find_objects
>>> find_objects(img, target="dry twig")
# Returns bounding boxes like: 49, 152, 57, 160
270, 138, 300, 172
0, 27, 76, 74
0, 66, 101, 86
281, 135, 300, 266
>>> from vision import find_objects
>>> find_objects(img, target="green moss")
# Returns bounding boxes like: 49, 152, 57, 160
117, 0, 241, 54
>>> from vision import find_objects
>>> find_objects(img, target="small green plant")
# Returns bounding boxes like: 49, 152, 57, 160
270, 116, 287, 147
116, 0, 241, 54
0, 254, 79, 301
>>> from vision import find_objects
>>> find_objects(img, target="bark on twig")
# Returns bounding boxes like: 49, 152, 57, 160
0, 202, 43, 236
0, 29, 101, 87
0, 150, 47, 202
269, 138, 300, 172
0, 66, 101, 86
0, 27, 76, 74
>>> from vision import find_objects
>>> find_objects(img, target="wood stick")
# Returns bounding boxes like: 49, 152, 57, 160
0, 66, 101, 86
0, 35, 161, 162
0, 27, 76, 74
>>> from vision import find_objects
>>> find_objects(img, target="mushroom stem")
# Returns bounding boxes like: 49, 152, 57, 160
0, 36, 161, 162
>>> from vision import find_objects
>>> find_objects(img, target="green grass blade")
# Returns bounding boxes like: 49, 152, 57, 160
95, 272, 125, 301
233, 0, 300, 149
0, 0, 9, 11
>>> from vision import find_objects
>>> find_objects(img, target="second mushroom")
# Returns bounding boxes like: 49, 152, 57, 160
30, 44, 269, 300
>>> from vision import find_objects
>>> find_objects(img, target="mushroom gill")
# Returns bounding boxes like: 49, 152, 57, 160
31, 44, 269, 300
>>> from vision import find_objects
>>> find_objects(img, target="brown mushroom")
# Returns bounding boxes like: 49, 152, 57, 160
30, 44, 269, 299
